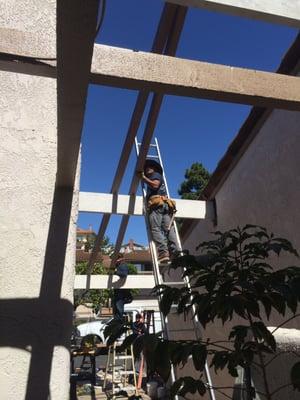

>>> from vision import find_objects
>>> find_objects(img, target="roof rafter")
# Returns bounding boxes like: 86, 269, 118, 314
110, 7, 187, 266
166, 0, 300, 27
85, 4, 186, 287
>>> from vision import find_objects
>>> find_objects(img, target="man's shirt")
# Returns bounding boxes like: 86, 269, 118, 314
146, 172, 167, 199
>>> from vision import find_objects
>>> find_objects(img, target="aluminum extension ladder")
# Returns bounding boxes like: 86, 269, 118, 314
135, 137, 216, 400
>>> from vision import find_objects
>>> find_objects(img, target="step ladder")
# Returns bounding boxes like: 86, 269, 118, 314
135, 137, 216, 400
103, 341, 138, 397
144, 310, 156, 335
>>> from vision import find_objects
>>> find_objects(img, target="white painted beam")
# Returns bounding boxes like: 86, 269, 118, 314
166, 0, 300, 27
79, 191, 215, 220
74, 274, 156, 289
90, 44, 300, 111
2, 34, 300, 111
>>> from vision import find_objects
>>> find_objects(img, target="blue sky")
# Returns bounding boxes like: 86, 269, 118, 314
78, 0, 297, 246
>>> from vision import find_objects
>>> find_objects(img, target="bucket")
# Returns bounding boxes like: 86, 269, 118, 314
146, 381, 158, 398
157, 386, 166, 399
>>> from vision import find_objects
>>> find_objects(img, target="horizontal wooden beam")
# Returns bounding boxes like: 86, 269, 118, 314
2, 29, 300, 110
74, 274, 156, 289
79, 191, 215, 219
166, 0, 300, 28
90, 45, 300, 110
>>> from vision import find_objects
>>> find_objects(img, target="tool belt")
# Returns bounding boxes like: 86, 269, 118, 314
147, 195, 177, 213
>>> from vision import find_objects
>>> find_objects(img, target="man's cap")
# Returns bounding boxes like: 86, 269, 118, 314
143, 159, 163, 175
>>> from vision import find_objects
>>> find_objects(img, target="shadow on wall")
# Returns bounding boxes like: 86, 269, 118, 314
0, 186, 75, 399
0, 0, 99, 398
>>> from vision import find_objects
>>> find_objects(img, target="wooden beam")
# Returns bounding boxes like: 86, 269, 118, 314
74, 274, 156, 289
2, 30, 300, 110
166, 0, 300, 28
90, 44, 300, 111
79, 191, 215, 220
56, 2, 99, 188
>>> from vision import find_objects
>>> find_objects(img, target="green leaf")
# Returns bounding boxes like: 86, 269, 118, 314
118, 333, 137, 352
170, 378, 184, 399
229, 325, 249, 347
192, 344, 207, 371
178, 377, 198, 396
260, 295, 272, 319
231, 295, 247, 319
197, 380, 206, 396
210, 351, 229, 372
252, 321, 276, 352
269, 292, 286, 315
291, 361, 300, 390
244, 297, 261, 318
155, 341, 171, 381
159, 288, 174, 317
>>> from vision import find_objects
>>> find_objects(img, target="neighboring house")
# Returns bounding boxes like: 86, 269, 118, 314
120, 239, 152, 273
76, 226, 96, 250
76, 233, 153, 273
181, 34, 300, 399
120, 238, 148, 253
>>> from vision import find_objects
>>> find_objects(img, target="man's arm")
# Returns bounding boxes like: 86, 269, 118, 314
138, 172, 160, 189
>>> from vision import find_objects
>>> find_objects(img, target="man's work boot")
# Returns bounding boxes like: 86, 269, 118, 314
158, 252, 170, 265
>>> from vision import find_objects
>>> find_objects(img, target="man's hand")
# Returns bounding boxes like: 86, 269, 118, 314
137, 170, 145, 180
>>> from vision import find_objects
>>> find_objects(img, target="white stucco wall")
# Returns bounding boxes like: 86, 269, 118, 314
182, 104, 300, 399
0, 1, 78, 399
184, 107, 300, 263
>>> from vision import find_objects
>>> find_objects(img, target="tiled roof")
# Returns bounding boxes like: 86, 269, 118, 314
76, 250, 152, 266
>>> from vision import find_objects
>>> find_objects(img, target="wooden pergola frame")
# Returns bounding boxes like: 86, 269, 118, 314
1, 1, 300, 289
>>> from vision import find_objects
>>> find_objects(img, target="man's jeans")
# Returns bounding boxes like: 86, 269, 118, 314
113, 298, 125, 321
148, 203, 179, 256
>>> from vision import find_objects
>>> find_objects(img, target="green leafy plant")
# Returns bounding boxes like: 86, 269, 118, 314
105, 225, 300, 399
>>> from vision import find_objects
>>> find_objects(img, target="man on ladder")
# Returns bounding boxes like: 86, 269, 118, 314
138, 159, 179, 265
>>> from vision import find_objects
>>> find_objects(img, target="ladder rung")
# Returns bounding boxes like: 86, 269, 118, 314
114, 355, 132, 360
161, 281, 185, 286
137, 143, 157, 148
119, 370, 135, 375
146, 154, 159, 159
114, 386, 137, 392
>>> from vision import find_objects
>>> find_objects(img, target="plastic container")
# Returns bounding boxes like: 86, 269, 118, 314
146, 381, 158, 398
157, 386, 166, 399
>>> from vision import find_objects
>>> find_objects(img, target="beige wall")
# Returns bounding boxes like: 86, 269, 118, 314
182, 106, 300, 398
0, 1, 79, 399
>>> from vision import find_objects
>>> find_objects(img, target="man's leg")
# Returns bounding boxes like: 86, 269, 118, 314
113, 299, 124, 321
148, 207, 168, 257
162, 212, 180, 256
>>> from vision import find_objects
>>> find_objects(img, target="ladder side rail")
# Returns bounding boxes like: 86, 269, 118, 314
153, 138, 216, 400
135, 138, 179, 398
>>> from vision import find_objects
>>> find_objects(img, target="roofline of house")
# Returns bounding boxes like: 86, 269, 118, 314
180, 33, 300, 241
201, 32, 300, 201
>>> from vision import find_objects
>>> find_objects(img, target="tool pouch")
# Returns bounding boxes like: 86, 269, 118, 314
147, 195, 177, 213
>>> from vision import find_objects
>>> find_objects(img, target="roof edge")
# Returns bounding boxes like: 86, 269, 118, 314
201, 32, 300, 201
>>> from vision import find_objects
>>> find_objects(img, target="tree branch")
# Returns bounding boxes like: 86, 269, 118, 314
205, 384, 265, 397
271, 313, 300, 335
270, 382, 293, 396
